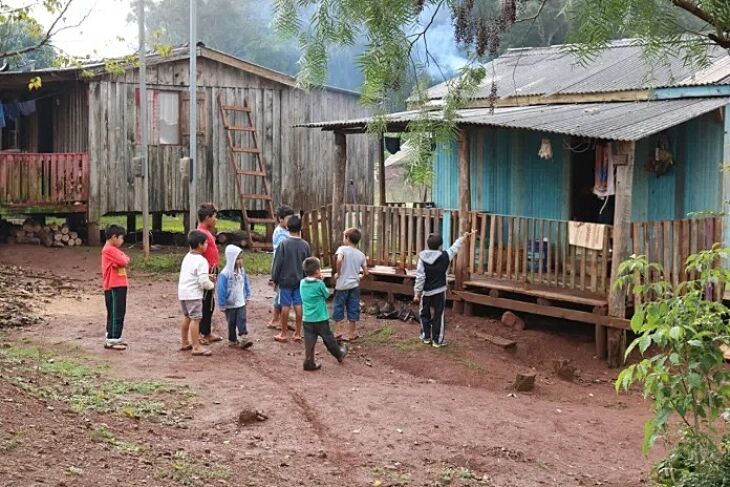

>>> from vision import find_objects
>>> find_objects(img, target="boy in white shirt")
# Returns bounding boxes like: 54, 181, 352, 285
178, 230, 216, 356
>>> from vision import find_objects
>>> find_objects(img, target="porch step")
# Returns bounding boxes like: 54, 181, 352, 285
464, 277, 607, 308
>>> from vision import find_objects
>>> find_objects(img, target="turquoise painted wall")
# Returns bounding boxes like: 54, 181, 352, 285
433, 128, 570, 219
432, 113, 725, 222
632, 112, 724, 221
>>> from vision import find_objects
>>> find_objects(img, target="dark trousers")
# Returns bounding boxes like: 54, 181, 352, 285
419, 291, 446, 344
224, 306, 247, 342
200, 289, 215, 336
104, 287, 128, 341
303, 321, 343, 365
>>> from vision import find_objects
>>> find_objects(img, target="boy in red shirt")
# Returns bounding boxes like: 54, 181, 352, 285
101, 224, 131, 351
196, 203, 222, 344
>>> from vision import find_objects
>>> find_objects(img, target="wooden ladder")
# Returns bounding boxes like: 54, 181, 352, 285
218, 94, 276, 250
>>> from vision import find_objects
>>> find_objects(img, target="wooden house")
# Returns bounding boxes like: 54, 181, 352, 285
299, 40, 730, 364
0, 44, 375, 242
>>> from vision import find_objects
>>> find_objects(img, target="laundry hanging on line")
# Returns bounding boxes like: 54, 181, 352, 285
592, 142, 616, 198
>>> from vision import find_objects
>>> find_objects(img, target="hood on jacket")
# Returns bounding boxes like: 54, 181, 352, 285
419, 249, 443, 265
223, 245, 243, 276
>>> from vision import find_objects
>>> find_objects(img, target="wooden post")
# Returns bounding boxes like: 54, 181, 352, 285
183, 212, 191, 235
127, 214, 137, 234
378, 133, 386, 206
87, 221, 100, 246
607, 140, 635, 367
152, 213, 163, 232
454, 127, 471, 314
332, 131, 347, 254
595, 323, 607, 359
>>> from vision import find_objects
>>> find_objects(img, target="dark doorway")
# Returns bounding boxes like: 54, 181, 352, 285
570, 138, 614, 224
37, 97, 54, 153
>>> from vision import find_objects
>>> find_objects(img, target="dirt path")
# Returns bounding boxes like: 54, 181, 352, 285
0, 246, 654, 486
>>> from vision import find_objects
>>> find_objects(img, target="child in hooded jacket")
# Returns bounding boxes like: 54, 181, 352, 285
217, 245, 253, 349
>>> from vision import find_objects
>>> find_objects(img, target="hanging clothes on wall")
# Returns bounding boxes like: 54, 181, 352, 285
18, 100, 36, 116
592, 142, 615, 198
3, 103, 20, 122
0, 104, 5, 129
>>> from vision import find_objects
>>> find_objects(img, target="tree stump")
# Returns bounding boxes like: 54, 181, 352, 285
513, 372, 536, 392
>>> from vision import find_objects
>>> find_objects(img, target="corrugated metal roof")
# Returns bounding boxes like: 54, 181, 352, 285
297, 98, 730, 141
425, 40, 730, 101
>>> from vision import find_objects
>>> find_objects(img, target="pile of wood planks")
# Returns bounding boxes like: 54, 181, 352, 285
8, 219, 83, 247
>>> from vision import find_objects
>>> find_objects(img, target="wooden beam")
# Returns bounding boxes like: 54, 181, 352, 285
454, 291, 629, 329
332, 131, 347, 254
152, 213, 163, 232
607, 140, 636, 366
378, 134, 386, 206
455, 128, 471, 291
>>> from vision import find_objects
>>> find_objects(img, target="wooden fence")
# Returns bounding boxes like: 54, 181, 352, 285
467, 213, 612, 295
0, 153, 89, 212
303, 204, 723, 303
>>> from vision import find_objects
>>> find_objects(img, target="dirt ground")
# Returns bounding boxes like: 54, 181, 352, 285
0, 245, 655, 487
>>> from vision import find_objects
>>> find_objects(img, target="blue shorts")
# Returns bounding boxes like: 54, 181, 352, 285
278, 287, 302, 307
333, 287, 360, 322
272, 286, 281, 310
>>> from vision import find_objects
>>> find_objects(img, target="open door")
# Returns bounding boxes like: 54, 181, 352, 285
570, 138, 614, 224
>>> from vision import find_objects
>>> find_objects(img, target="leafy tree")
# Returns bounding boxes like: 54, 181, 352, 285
0, 1, 73, 64
0, 20, 56, 70
614, 248, 730, 485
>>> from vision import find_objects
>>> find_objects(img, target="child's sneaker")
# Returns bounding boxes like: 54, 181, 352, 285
237, 337, 253, 349
432, 341, 447, 348
422, 338, 432, 345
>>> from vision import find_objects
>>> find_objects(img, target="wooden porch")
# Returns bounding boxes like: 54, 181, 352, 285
0, 153, 89, 215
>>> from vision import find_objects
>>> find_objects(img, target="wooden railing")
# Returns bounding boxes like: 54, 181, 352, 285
0, 153, 89, 211
467, 213, 613, 295
631, 216, 723, 303
303, 204, 724, 302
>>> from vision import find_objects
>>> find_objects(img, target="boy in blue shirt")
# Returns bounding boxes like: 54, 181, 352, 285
217, 245, 253, 349
269, 205, 295, 330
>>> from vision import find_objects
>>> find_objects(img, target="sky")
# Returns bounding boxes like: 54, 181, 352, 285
28, 0, 137, 58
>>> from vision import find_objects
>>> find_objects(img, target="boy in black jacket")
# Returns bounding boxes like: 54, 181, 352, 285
271, 215, 311, 343
413, 231, 472, 348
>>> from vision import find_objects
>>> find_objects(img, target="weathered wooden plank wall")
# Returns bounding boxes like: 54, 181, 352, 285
52, 83, 89, 153
87, 57, 374, 221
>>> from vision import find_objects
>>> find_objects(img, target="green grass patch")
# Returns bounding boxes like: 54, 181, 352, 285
362, 323, 397, 345
0, 342, 196, 426
395, 337, 423, 352
157, 451, 231, 487
94, 215, 242, 233
125, 247, 272, 276
91, 425, 148, 454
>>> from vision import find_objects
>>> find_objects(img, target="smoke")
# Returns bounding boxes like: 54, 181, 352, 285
415, 5, 469, 80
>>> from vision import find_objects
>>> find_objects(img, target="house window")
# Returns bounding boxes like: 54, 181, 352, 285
158, 91, 180, 145
136, 89, 181, 145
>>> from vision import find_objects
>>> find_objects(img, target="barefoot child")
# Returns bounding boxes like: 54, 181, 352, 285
101, 224, 130, 351
271, 215, 310, 342
300, 257, 348, 371
333, 227, 368, 341
413, 231, 472, 348
269, 205, 295, 330
216, 245, 253, 349
178, 230, 216, 356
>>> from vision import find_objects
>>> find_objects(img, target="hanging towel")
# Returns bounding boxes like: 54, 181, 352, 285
593, 142, 615, 197
18, 100, 36, 116
568, 221, 606, 251
0, 104, 5, 129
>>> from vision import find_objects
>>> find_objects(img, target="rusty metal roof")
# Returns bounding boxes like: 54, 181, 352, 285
296, 97, 730, 141
425, 40, 730, 101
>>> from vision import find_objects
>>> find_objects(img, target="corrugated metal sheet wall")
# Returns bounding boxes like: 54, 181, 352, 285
632, 111, 724, 221
433, 128, 569, 220
433, 116, 724, 223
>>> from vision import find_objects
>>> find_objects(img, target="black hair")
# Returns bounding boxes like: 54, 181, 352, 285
344, 227, 362, 245
197, 203, 217, 223
303, 256, 321, 276
188, 230, 208, 250
105, 224, 126, 240
276, 205, 295, 220
427, 233, 443, 250
286, 214, 302, 233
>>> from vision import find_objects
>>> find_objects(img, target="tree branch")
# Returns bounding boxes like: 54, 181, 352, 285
513, 0, 548, 24
0, 0, 75, 60
670, 0, 716, 27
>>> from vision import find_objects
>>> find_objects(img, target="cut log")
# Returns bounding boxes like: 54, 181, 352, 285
69, 231, 78, 240
513, 372, 536, 392
74, 238, 82, 246
60, 226, 70, 235
53, 233, 63, 242
61, 234, 70, 243
49, 224, 59, 232
475, 331, 516, 349
67, 238, 76, 247
501, 311, 526, 331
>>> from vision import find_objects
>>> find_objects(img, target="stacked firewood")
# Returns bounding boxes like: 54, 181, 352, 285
9, 219, 83, 247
